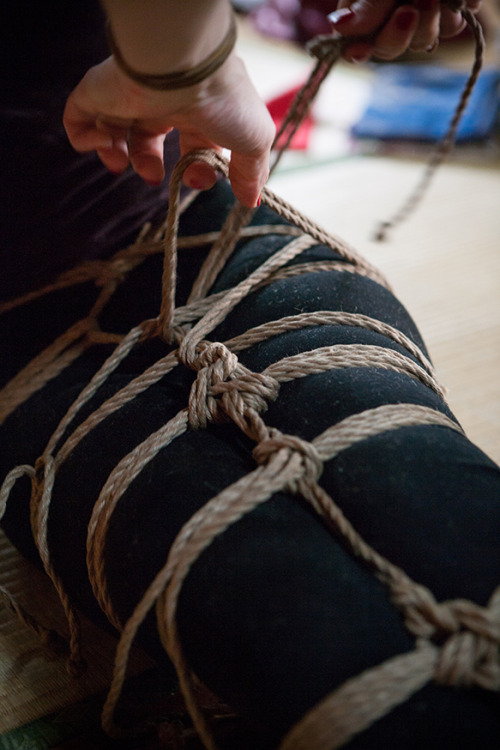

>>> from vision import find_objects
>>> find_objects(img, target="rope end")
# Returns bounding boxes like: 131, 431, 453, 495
373, 221, 392, 243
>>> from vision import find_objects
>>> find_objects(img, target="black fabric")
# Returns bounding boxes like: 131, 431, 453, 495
0, 0, 180, 300
1, 181, 500, 749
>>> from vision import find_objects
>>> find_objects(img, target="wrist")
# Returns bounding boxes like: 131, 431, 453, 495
106, 8, 237, 92
102, 0, 234, 76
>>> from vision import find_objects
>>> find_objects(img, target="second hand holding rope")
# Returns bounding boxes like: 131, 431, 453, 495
270, 1, 485, 238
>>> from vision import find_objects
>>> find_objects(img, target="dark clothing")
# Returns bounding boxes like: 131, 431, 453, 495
1, 0, 179, 300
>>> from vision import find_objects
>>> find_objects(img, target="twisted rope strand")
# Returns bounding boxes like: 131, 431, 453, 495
375, 7, 485, 240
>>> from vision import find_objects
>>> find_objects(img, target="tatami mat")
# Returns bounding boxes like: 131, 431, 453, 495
0, 532, 151, 734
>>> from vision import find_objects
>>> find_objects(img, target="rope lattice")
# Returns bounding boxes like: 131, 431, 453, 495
0, 6, 496, 749
1, 147, 499, 749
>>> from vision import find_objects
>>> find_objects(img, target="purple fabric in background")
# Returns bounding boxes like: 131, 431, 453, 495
250, 0, 337, 44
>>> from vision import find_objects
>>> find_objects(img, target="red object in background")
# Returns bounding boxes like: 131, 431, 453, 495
266, 84, 314, 150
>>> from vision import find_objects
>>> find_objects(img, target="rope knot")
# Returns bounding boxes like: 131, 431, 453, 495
253, 430, 323, 485
215, 370, 280, 418
306, 34, 344, 64
196, 341, 238, 373
434, 593, 500, 690
187, 342, 239, 429
392, 580, 500, 690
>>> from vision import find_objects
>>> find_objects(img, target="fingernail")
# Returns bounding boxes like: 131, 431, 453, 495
350, 50, 371, 63
256, 194, 262, 207
426, 39, 439, 53
328, 7, 355, 26
396, 8, 417, 32
188, 181, 206, 191
345, 42, 372, 64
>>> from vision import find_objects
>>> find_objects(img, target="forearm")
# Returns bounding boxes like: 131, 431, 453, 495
101, 0, 233, 75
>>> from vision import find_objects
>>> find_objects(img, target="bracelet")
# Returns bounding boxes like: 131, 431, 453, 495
106, 12, 237, 91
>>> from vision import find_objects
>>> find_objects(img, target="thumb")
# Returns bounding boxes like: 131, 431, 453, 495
228, 148, 271, 209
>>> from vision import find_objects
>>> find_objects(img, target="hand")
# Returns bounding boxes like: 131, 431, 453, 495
328, 0, 482, 62
63, 52, 275, 208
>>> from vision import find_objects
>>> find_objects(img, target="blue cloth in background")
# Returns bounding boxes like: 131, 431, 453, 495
352, 65, 500, 142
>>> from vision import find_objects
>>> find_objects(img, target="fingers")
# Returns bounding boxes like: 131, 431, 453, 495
178, 133, 271, 209
371, 5, 420, 59
329, 1, 420, 60
329, 0, 400, 37
409, 0, 440, 51
228, 147, 271, 209
95, 119, 130, 174
63, 96, 115, 153
182, 161, 219, 192
177, 131, 221, 191
65, 98, 168, 184
176, 78, 275, 208
328, 0, 478, 61
439, 4, 469, 38
127, 130, 168, 185
63, 91, 131, 175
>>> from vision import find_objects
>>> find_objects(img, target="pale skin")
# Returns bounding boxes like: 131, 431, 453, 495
63, 0, 482, 208
329, 0, 482, 63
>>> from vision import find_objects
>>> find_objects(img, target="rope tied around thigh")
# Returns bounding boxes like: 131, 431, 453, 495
1, 138, 497, 748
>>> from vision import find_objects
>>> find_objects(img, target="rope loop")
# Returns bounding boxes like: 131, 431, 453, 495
0, 463, 35, 521
253, 429, 324, 486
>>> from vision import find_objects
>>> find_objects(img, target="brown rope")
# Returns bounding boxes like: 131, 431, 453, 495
265, 1, 485, 241
374, 7, 485, 240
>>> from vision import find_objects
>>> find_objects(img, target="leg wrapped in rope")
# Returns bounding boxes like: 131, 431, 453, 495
1, 151, 499, 749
